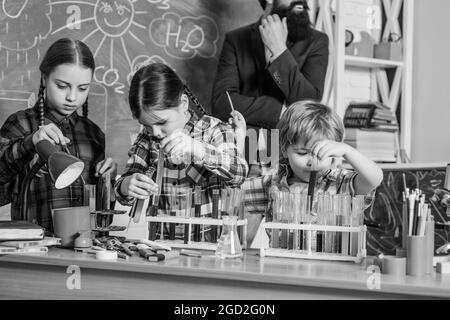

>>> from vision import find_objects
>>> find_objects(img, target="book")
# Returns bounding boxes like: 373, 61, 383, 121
0, 221, 44, 241
344, 128, 398, 163
0, 237, 61, 249
0, 246, 48, 254
344, 102, 398, 130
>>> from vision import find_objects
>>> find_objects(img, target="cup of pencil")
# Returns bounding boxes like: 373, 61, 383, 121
404, 189, 434, 276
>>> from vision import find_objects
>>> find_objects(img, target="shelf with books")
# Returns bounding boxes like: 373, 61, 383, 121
314, 0, 414, 161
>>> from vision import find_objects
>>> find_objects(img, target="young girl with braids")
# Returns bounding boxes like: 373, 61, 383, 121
115, 63, 248, 224
0, 38, 117, 231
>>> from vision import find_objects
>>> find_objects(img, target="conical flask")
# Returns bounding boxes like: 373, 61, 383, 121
215, 215, 243, 259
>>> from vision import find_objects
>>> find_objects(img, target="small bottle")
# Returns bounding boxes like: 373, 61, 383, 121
215, 216, 243, 259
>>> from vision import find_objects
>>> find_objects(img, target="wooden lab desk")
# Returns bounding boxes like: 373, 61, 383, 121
0, 248, 449, 300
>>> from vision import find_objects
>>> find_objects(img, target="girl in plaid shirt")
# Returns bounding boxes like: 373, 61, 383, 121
115, 63, 248, 220
0, 38, 117, 231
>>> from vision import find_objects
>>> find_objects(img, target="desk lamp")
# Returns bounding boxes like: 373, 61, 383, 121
19, 140, 85, 221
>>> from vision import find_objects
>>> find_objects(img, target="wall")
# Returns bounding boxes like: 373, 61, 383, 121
342, 0, 382, 113
411, 0, 450, 163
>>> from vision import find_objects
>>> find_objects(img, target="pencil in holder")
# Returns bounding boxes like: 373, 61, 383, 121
402, 195, 408, 250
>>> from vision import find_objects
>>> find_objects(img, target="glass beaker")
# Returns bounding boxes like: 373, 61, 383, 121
215, 215, 243, 259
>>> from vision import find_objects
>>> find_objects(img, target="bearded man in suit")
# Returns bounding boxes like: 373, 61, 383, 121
212, 0, 329, 176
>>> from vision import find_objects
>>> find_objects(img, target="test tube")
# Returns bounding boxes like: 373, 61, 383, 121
316, 192, 324, 253
271, 191, 280, 249
179, 187, 192, 244
351, 195, 365, 256
104, 171, 111, 210
295, 193, 309, 251
305, 195, 313, 254
146, 167, 158, 241
232, 189, 245, 240
323, 192, 333, 253
233, 189, 244, 217
221, 188, 231, 217
279, 191, 289, 249
332, 194, 341, 254
287, 192, 294, 250
329, 193, 336, 253
194, 186, 202, 242
169, 186, 177, 240
340, 194, 352, 256
292, 191, 300, 251
211, 189, 220, 242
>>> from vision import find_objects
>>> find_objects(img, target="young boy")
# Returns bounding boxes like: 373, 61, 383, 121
239, 100, 383, 243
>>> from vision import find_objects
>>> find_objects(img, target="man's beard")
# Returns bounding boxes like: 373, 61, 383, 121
271, 1, 313, 42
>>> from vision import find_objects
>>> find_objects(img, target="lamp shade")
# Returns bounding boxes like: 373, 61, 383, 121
36, 140, 85, 189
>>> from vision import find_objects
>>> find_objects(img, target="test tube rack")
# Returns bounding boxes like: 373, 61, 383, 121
256, 219, 367, 263
146, 216, 248, 251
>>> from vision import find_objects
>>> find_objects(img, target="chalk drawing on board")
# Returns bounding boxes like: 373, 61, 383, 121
2, 0, 28, 19
0, 90, 36, 126
146, 0, 171, 10
50, 0, 152, 94
149, 12, 219, 59
0, 0, 52, 52
87, 82, 108, 132
0, 90, 35, 107
126, 54, 169, 84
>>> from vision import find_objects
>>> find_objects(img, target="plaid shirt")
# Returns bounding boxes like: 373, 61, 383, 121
0, 105, 105, 231
243, 158, 376, 218
114, 111, 248, 217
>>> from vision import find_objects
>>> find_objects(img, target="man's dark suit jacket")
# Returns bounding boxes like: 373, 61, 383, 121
212, 21, 329, 132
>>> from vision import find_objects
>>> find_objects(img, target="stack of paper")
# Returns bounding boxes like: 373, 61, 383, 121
0, 237, 61, 254
344, 128, 398, 163
0, 221, 44, 241
0, 221, 61, 255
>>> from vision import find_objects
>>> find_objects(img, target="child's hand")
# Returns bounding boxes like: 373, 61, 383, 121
229, 111, 246, 154
229, 110, 246, 133
308, 140, 350, 161
122, 173, 159, 200
161, 130, 204, 165
95, 157, 117, 178
32, 123, 70, 146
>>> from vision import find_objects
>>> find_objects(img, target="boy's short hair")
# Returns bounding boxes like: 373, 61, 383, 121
277, 100, 345, 154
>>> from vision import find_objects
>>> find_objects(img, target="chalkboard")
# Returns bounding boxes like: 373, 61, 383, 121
366, 163, 450, 256
0, 0, 262, 171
